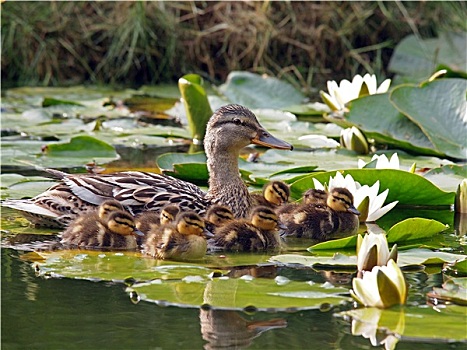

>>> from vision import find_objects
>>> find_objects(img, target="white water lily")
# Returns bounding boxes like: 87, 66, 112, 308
320, 73, 391, 111
357, 232, 397, 273
340, 127, 369, 154
351, 259, 407, 309
313, 172, 398, 222
358, 153, 400, 169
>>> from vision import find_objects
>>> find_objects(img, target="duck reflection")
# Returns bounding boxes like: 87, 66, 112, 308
200, 309, 287, 350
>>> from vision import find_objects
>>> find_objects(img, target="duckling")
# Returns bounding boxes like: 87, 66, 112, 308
60, 206, 143, 250
204, 205, 235, 234
3, 104, 293, 227
280, 187, 360, 241
135, 204, 180, 234
210, 206, 282, 252
144, 212, 207, 260
277, 188, 327, 216
251, 181, 290, 208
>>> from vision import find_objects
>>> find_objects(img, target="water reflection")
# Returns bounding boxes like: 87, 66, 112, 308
200, 309, 287, 349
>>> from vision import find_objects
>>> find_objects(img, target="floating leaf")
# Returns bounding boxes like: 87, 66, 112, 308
42, 97, 84, 107
308, 236, 358, 252
128, 275, 350, 311
219, 71, 305, 109
43, 135, 118, 159
386, 218, 448, 243
427, 277, 467, 306
388, 32, 467, 79
340, 304, 467, 343
390, 79, 467, 160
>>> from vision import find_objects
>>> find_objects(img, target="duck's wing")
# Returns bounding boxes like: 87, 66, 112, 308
2, 171, 209, 228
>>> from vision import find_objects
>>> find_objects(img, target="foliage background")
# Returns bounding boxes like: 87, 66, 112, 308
2, 1, 466, 94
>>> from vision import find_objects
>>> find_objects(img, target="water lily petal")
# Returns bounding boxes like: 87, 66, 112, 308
362, 74, 377, 95
313, 178, 325, 191
367, 200, 399, 222
377, 78, 392, 93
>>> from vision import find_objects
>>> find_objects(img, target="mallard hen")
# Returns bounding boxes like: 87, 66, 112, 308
2, 104, 292, 228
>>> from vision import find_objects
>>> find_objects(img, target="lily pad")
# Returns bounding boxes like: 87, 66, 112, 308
128, 275, 350, 311
388, 32, 467, 79
218, 71, 305, 109
342, 93, 441, 157
43, 135, 118, 159
340, 304, 467, 344
427, 277, 467, 306
270, 249, 466, 269
290, 169, 455, 206
386, 218, 448, 243
390, 79, 467, 160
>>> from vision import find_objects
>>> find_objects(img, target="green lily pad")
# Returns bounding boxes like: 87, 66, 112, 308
44, 135, 118, 159
342, 93, 441, 157
424, 164, 467, 192
219, 71, 305, 109
178, 74, 213, 141
270, 249, 466, 269
0, 174, 57, 200
42, 97, 84, 107
128, 275, 350, 311
386, 218, 448, 243
290, 169, 455, 206
307, 236, 359, 252
390, 79, 467, 160
388, 32, 467, 79
427, 277, 467, 306
339, 304, 467, 343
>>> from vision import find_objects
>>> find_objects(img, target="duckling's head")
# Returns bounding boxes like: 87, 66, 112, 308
327, 188, 360, 215
263, 181, 290, 206
106, 210, 143, 236
98, 200, 126, 220
249, 206, 280, 231
160, 204, 180, 225
303, 188, 328, 205
205, 105, 293, 153
205, 205, 234, 226
176, 212, 206, 236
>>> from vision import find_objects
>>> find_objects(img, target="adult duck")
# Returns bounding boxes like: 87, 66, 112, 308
3, 104, 292, 228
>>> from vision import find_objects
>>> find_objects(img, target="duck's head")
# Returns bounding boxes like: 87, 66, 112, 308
303, 188, 328, 205
160, 204, 180, 225
205, 205, 234, 226
205, 104, 293, 153
98, 200, 126, 220
250, 206, 281, 231
106, 210, 144, 236
327, 188, 360, 215
263, 181, 290, 206
176, 212, 207, 237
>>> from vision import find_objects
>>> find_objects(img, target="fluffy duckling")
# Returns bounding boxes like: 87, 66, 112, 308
204, 205, 235, 234
277, 188, 328, 216
144, 212, 207, 260
251, 181, 290, 209
135, 204, 180, 234
280, 187, 360, 241
210, 206, 282, 252
61, 202, 143, 250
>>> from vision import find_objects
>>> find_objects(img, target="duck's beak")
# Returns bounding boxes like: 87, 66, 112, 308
252, 129, 293, 150
203, 228, 214, 238
133, 228, 145, 236
347, 205, 360, 215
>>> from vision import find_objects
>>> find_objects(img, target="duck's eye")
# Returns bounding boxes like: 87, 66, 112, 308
233, 118, 243, 126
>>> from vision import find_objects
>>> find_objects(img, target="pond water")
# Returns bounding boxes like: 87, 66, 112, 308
0, 246, 463, 350
1, 213, 465, 350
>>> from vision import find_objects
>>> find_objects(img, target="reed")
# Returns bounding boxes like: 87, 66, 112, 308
1, 1, 465, 93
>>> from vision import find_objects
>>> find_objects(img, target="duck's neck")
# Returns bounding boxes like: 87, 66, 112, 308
205, 144, 252, 218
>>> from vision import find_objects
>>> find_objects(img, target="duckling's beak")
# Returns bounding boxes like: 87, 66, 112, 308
203, 228, 214, 238
348, 205, 360, 215
277, 221, 288, 231
252, 129, 293, 150
133, 228, 145, 236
